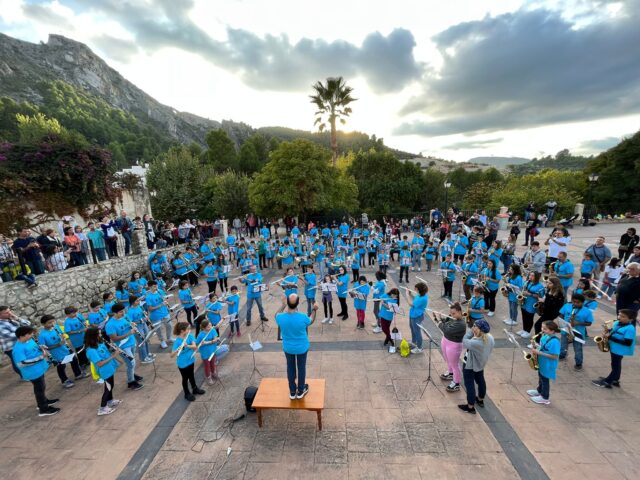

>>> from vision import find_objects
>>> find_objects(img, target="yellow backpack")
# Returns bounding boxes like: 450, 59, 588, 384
399, 339, 411, 357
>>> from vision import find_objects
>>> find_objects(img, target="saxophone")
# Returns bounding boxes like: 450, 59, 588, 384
523, 332, 543, 370
594, 320, 613, 353
517, 281, 528, 306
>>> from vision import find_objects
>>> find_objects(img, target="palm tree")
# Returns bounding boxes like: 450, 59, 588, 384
310, 77, 356, 166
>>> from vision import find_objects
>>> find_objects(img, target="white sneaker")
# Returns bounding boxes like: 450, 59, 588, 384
503, 319, 517, 326
160, 341, 168, 349
417, 268, 421, 272
370, 322, 379, 328
96, 378, 104, 385
530, 395, 550, 405
328, 319, 334, 324
107, 399, 122, 408
519, 331, 531, 339
487, 312, 495, 317
526, 389, 539, 397
141, 357, 155, 364
98, 406, 116, 416
411, 347, 423, 354
515, 330, 525, 336
372, 326, 383, 333
527, 343, 533, 349
321, 317, 330, 324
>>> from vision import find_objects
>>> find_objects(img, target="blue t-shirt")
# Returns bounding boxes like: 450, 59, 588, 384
38, 327, 70, 362
88, 309, 107, 327
276, 311, 312, 355
227, 294, 240, 316
608, 321, 636, 357
337, 274, 349, 298
86, 344, 119, 380
203, 265, 217, 282
454, 236, 469, 255
523, 282, 545, 314
115, 290, 130, 307
105, 317, 135, 349
507, 276, 524, 303
353, 284, 370, 310
243, 272, 263, 299
379, 295, 397, 321
304, 273, 317, 298
173, 334, 196, 368
537, 334, 560, 380
196, 329, 219, 360
206, 301, 224, 325
410, 294, 428, 318
554, 260, 574, 290
483, 268, 502, 292
64, 315, 86, 349
372, 280, 386, 299
469, 296, 485, 320
179, 288, 195, 308
127, 306, 145, 325
217, 262, 229, 279
441, 261, 456, 282
580, 259, 597, 275
283, 274, 299, 297
463, 262, 478, 286
173, 258, 188, 276
559, 304, 593, 337
146, 292, 169, 322
13, 339, 49, 381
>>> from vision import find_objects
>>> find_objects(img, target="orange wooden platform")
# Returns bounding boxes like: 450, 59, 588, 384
252, 378, 326, 430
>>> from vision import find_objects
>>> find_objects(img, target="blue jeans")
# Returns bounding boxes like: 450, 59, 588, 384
508, 301, 519, 322
560, 334, 583, 366
537, 372, 550, 400
123, 232, 132, 255
121, 346, 137, 383
16, 273, 36, 286
246, 296, 265, 322
502, 255, 513, 274
95, 248, 107, 261
285, 351, 307, 395
410, 315, 424, 348
135, 324, 150, 361
306, 297, 315, 316
463, 368, 486, 406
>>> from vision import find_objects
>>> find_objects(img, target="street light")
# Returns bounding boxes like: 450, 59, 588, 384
584, 174, 599, 225
444, 181, 452, 221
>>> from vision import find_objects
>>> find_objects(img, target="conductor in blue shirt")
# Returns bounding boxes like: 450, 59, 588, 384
276, 294, 318, 400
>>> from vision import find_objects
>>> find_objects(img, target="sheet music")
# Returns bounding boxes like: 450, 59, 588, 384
60, 353, 75, 364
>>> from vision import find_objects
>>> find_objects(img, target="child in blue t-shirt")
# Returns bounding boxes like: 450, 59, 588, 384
196, 319, 220, 384
580, 252, 598, 279
424, 242, 436, 272
528, 321, 561, 405
178, 280, 198, 330
351, 276, 371, 330
63, 306, 88, 368
39, 314, 86, 388
592, 309, 637, 388
225, 286, 241, 336
85, 326, 122, 416
171, 322, 205, 401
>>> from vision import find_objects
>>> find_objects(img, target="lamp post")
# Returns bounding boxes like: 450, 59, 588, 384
584, 174, 599, 225
444, 181, 452, 221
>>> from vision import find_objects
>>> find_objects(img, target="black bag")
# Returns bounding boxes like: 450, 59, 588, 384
244, 386, 258, 412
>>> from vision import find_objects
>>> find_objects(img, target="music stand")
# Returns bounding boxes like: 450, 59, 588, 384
248, 333, 265, 381
503, 328, 521, 384
417, 321, 443, 397
207, 340, 228, 389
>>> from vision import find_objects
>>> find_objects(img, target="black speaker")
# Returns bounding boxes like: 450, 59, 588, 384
244, 386, 258, 412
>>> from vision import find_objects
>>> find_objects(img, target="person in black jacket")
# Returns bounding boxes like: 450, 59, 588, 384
534, 277, 565, 336
618, 228, 639, 263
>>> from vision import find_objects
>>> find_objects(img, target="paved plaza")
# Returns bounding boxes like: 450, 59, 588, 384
1, 222, 639, 479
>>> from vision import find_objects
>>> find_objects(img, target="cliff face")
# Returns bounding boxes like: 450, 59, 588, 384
0, 33, 254, 145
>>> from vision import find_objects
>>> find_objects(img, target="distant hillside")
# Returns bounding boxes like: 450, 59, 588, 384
510, 150, 593, 175
403, 156, 497, 173
469, 156, 530, 168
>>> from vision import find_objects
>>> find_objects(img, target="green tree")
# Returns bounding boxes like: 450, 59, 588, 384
16, 112, 64, 143
238, 141, 260, 174
310, 77, 356, 166
249, 139, 355, 219
205, 129, 238, 171
422, 168, 446, 209
204, 170, 251, 219
146, 147, 211, 222
247, 133, 270, 164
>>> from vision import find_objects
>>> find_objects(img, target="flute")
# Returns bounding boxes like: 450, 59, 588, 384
587, 279, 613, 301
399, 285, 417, 294
104, 339, 135, 360
190, 328, 217, 359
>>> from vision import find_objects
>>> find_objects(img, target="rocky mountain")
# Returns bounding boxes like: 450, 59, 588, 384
468, 156, 530, 168
0, 33, 255, 146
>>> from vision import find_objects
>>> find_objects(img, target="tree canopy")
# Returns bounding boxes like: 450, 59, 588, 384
205, 129, 238, 171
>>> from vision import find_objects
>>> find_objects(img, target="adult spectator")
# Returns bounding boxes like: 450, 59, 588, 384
585, 236, 612, 280
275, 294, 317, 399
618, 228, 639, 263
87, 223, 107, 261
247, 214, 257, 238
63, 226, 87, 267
545, 200, 558, 222
116, 211, 134, 255
544, 229, 571, 270
524, 202, 535, 222
36, 228, 62, 260
509, 215, 521, 241
178, 220, 194, 244
12, 227, 45, 275
143, 214, 156, 250
616, 263, 640, 313
624, 246, 640, 267
1, 234, 15, 282
100, 216, 119, 257
232, 217, 242, 236
0, 305, 32, 378
522, 213, 541, 247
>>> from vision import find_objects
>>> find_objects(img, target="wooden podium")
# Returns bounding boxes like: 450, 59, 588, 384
252, 378, 326, 430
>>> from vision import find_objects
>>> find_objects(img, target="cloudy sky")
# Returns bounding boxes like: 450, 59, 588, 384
1, 0, 639, 161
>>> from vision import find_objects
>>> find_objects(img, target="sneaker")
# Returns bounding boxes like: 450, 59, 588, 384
457, 404, 476, 414
185, 393, 196, 401
247, 321, 252, 326
503, 319, 517, 326
519, 331, 531, 339
63, 379, 75, 389
446, 383, 461, 392
141, 357, 155, 364
530, 396, 550, 405
167, 338, 174, 344
370, 322, 379, 328
526, 389, 539, 397
160, 341, 168, 349
487, 312, 495, 317
328, 319, 334, 324
98, 406, 116, 416
128, 382, 144, 391
322, 318, 330, 324
411, 347, 423, 354
296, 384, 309, 399
372, 326, 382, 333
150, 353, 157, 358
476, 399, 484, 408
207, 377, 215, 385
237, 331, 241, 337
342, 316, 349, 321
39, 406, 61, 417
96, 378, 105, 385
592, 379, 611, 388
515, 330, 526, 336
574, 365, 582, 371
611, 380, 620, 388
261, 317, 269, 322
47, 398, 60, 406
134, 374, 144, 381
193, 387, 206, 395
107, 399, 122, 408
76, 371, 90, 379
289, 392, 296, 400
440, 372, 453, 381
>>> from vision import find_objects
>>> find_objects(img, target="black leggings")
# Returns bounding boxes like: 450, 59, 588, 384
521, 309, 535, 333
323, 299, 333, 318
368, 252, 375, 266
338, 297, 348, 318
101, 375, 115, 408
218, 277, 228, 292
483, 289, 498, 313
184, 306, 198, 326
179, 363, 197, 396
399, 266, 409, 282
443, 280, 453, 298
352, 269, 360, 282
207, 280, 217, 293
